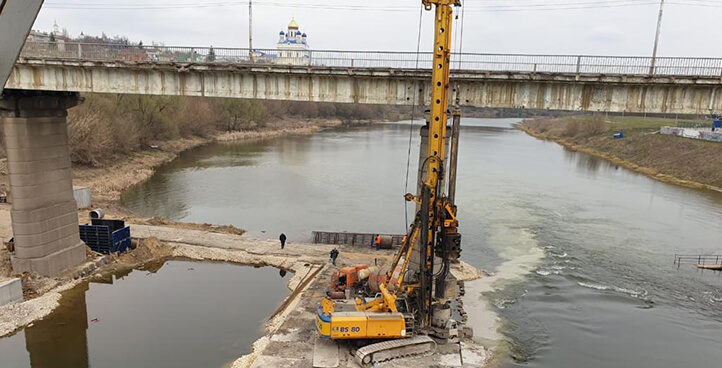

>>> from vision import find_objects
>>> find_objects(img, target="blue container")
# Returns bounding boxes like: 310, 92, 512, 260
79, 224, 131, 254
713, 120, 721, 129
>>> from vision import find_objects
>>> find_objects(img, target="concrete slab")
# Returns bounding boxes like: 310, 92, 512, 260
0, 278, 24, 306
251, 355, 302, 368
313, 338, 339, 368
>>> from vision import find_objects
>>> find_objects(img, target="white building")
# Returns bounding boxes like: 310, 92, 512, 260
275, 18, 310, 65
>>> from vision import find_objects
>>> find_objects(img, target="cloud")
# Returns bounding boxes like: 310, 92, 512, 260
33, 1, 722, 57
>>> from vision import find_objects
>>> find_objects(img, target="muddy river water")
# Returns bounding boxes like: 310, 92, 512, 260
121, 118, 722, 367
6, 118, 717, 368
0, 261, 290, 368
123, 119, 722, 368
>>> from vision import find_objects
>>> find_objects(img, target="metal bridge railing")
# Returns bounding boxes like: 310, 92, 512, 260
17, 42, 722, 77
674, 254, 722, 267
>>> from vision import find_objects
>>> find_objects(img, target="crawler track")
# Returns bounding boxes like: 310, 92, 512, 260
354, 335, 437, 366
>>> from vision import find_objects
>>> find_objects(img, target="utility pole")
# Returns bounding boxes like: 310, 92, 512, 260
649, 0, 665, 75
249, 0, 254, 62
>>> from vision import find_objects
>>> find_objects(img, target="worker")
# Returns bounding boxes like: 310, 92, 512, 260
330, 248, 339, 266
279, 233, 287, 249
374, 235, 382, 250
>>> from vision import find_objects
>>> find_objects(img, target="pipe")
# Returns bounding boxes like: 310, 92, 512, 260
447, 108, 461, 205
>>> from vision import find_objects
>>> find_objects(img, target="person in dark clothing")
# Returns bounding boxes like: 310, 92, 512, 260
330, 248, 339, 266
279, 233, 287, 249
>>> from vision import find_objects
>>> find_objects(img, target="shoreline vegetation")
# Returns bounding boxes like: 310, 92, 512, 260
518, 116, 722, 193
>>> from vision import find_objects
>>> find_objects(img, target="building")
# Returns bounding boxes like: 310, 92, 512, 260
25, 21, 72, 53
275, 18, 310, 65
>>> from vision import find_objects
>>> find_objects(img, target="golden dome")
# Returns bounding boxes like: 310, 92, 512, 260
288, 18, 299, 29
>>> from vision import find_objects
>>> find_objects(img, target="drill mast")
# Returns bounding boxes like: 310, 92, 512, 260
416, 0, 462, 330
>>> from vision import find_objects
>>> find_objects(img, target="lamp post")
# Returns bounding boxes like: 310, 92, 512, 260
649, 0, 665, 75
249, 0, 254, 62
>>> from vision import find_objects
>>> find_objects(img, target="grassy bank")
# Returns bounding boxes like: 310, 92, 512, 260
519, 116, 722, 192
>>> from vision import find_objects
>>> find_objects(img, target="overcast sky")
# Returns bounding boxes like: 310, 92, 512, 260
32, 0, 722, 57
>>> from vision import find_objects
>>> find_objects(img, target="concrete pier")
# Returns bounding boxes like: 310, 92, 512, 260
0, 90, 85, 276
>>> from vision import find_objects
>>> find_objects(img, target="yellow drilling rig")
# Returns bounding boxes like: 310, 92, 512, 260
316, 0, 466, 365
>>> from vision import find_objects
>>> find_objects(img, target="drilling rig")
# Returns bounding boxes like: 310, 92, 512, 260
315, 0, 466, 366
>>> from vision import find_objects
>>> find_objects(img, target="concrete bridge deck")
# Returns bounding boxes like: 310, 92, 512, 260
5, 42, 722, 115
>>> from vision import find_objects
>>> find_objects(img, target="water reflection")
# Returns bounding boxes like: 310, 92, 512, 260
25, 284, 89, 368
0, 261, 292, 368
562, 147, 614, 174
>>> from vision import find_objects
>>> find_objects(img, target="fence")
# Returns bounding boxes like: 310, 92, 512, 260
660, 126, 722, 143
18, 42, 722, 77
674, 254, 722, 268
312, 231, 404, 247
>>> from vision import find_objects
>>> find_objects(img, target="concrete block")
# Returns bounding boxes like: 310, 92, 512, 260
11, 211, 78, 236
73, 186, 91, 209
0, 278, 24, 306
313, 337, 339, 368
9, 190, 75, 211
13, 224, 82, 258
6, 156, 72, 175
11, 241, 86, 276
11, 201, 77, 224
9, 169, 73, 195
5, 145, 70, 163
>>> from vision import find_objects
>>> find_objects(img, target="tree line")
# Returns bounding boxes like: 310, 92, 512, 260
64, 94, 407, 166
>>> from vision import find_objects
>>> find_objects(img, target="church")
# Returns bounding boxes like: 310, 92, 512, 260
275, 18, 310, 65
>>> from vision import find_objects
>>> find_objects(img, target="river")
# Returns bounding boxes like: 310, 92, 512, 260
121, 118, 722, 367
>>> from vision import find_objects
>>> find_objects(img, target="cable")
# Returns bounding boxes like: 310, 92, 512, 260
458, 1, 466, 72
46, 0, 712, 12
404, 4, 424, 231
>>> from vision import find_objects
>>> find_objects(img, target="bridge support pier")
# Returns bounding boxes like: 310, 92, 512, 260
0, 90, 85, 276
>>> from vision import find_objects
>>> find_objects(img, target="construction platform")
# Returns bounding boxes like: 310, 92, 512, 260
124, 225, 488, 368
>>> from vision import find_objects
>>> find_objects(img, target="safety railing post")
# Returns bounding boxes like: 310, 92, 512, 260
575, 56, 581, 78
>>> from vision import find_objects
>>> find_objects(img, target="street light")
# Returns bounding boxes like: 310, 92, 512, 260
650, 0, 665, 75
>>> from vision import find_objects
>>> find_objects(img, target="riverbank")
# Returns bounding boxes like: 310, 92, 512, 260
518, 116, 722, 193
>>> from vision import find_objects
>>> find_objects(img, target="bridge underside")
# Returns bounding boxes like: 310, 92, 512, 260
6, 58, 722, 114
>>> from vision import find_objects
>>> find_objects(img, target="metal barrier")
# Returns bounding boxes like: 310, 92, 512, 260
18, 42, 722, 77
674, 254, 722, 268
312, 231, 404, 247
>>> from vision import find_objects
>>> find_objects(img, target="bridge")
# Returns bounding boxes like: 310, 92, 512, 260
7, 42, 722, 115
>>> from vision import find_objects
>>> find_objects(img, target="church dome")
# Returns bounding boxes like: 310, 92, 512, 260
288, 18, 299, 29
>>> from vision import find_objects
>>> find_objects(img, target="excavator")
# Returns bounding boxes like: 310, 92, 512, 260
316, 0, 466, 365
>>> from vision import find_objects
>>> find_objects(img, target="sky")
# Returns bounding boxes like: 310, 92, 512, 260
31, 0, 722, 57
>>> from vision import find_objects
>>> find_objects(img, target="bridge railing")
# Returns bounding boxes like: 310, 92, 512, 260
18, 42, 722, 77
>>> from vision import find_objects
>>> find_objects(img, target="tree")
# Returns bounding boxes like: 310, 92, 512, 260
206, 46, 216, 62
